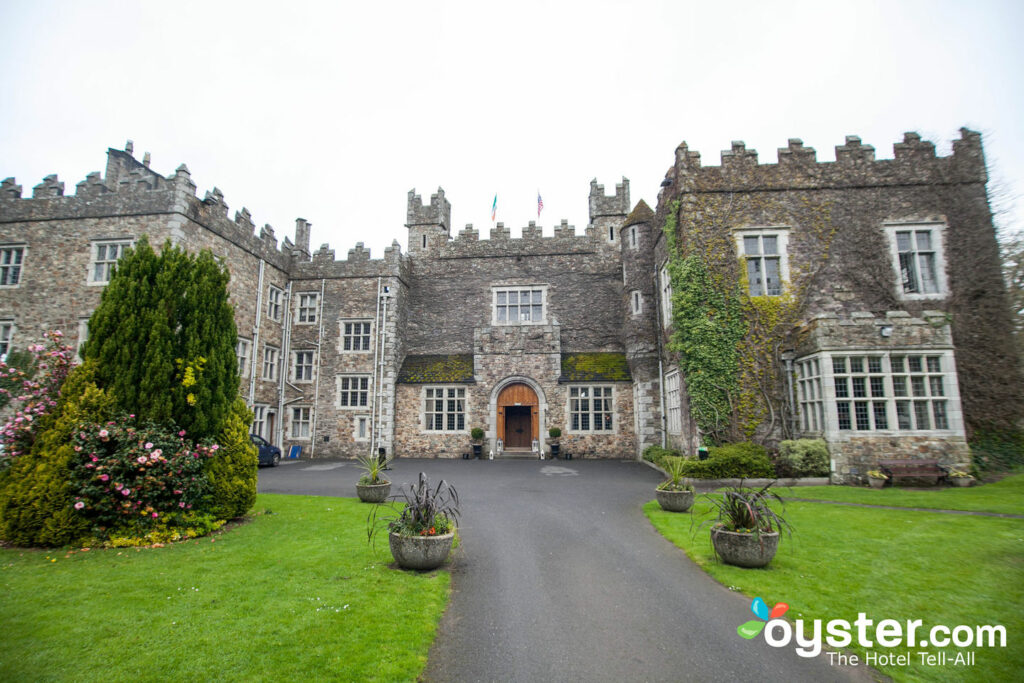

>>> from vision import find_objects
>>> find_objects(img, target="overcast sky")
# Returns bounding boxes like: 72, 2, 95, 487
2, 0, 1022, 259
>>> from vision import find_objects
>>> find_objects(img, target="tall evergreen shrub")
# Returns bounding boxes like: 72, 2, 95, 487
203, 398, 258, 520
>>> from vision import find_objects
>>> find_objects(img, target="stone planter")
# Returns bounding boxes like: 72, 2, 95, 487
356, 482, 391, 503
710, 527, 779, 568
950, 477, 974, 487
388, 531, 455, 570
868, 476, 887, 489
655, 488, 695, 512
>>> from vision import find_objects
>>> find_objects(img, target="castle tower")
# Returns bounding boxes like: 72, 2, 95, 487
589, 177, 630, 245
619, 199, 662, 455
406, 187, 451, 254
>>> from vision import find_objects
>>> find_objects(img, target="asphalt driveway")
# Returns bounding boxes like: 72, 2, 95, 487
259, 458, 867, 682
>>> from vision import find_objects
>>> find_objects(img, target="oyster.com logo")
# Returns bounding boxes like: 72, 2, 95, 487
738, 597, 789, 639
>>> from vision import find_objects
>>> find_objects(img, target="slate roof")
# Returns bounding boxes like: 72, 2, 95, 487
622, 199, 654, 228
559, 352, 632, 382
397, 354, 475, 383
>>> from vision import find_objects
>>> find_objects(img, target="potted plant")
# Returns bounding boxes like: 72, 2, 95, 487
696, 483, 792, 568
655, 456, 694, 512
470, 427, 485, 459
867, 469, 888, 489
947, 468, 975, 487
355, 453, 391, 502
369, 472, 460, 570
548, 427, 562, 459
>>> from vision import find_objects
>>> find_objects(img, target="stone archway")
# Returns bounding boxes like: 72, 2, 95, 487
490, 377, 547, 455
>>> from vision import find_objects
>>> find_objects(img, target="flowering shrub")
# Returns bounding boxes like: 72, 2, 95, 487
0, 331, 75, 466
69, 417, 215, 532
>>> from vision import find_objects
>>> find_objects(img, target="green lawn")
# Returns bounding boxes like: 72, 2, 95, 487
777, 474, 1024, 515
645, 482, 1024, 683
0, 494, 449, 682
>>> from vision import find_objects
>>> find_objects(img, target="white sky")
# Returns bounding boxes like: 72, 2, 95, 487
2, 0, 1023, 259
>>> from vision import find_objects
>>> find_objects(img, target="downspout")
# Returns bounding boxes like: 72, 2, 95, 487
249, 260, 265, 406
277, 281, 292, 453
654, 267, 667, 448
370, 277, 382, 457
376, 286, 391, 456
309, 278, 326, 457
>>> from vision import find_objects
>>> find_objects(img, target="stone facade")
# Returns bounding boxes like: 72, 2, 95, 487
1, 131, 1017, 476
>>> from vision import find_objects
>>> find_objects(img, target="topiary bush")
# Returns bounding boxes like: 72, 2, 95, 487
202, 398, 257, 521
0, 361, 114, 547
678, 442, 774, 479
776, 439, 831, 477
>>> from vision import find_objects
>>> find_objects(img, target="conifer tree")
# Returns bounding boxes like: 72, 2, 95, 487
84, 237, 239, 439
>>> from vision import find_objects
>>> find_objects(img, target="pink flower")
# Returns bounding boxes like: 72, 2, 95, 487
74, 501, 85, 510
173, 489, 183, 495
151, 449, 162, 458
179, 502, 186, 508
144, 442, 153, 450
98, 429, 109, 440
211, 444, 219, 451
122, 488, 131, 496
114, 482, 123, 490
137, 455, 148, 464
98, 474, 109, 481
152, 512, 159, 518
178, 430, 186, 437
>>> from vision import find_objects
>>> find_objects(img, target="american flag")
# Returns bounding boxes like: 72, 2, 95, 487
537, 191, 544, 218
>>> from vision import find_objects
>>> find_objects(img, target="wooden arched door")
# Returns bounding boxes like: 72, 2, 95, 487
497, 383, 539, 449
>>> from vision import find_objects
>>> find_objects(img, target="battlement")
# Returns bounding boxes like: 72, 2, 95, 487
589, 177, 630, 220
665, 129, 987, 192
406, 187, 451, 229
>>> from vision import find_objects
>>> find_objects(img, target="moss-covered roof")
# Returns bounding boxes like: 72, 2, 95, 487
622, 199, 654, 228
397, 354, 475, 384
559, 352, 632, 382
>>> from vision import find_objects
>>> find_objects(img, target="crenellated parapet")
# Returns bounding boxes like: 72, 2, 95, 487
290, 238, 408, 280
663, 129, 988, 193
406, 187, 451, 229
589, 177, 630, 220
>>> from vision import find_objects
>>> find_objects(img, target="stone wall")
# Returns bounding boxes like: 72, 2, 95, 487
829, 435, 971, 484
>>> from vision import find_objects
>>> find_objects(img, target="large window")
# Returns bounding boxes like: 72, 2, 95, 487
262, 345, 279, 381
296, 292, 318, 324
424, 387, 466, 432
568, 386, 614, 432
236, 338, 251, 378
340, 320, 372, 352
736, 229, 788, 297
337, 375, 370, 408
493, 286, 547, 325
290, 406, 312, 439
252, 405, 267, 438
664, 370, 681, 435
888, 225, 946, 298
0, 321, 13, 359
292, 350, 315, 382
267, 285, 283, 321
89, 239, 132, 284
0, 246, 25, 286
798, 352, 957, 435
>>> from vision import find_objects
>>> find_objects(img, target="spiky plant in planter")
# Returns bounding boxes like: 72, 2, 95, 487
695, 482, 792, 567
355, 453, 391, 502
369, 472, 461, 570
655, 456, 695, 512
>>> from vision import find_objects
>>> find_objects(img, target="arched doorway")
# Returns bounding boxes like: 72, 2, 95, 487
497, 383, 539, 450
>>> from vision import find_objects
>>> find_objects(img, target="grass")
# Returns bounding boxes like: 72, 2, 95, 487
777, 474, 1024, 515
0, 494, 450, 682
645, 480, 1024, 683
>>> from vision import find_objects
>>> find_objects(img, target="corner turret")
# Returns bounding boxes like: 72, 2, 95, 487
589, 178, 630, 245
406, 187, 451, 254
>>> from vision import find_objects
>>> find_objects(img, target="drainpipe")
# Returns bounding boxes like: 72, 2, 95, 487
654, 268, 667, 448
370, 277, 382, 458
781, 349, 797, 439
376, 285, 391, 458
309, 278, 326, 457
249, 260, 265, 407
277, 281, 292, 454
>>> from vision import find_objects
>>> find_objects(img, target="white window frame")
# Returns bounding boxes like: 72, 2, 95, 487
659, 263, 673, 328
292, 349, 315, 383
295, 292, 319, 325
353, 415, 371, 442
0, 245, 26, 287
252, 404, 268, 439
290, 406, 313, 440
0, 320, 14, 360
339, 320, 372, 353
630, 290, 642, 316
337, 374, 371, 409
885, 223, 948, 300
628, 226, 638, 250
734, 227, 790, 297
567, 385, 615, 433
88, 239, 133, 285
262, 345, 279, 381
664, 370, 681, 435
267, 285, 283, 321
796, 357, 825, 434
801, 350, 963, 437
422, 386, 467, 433
236, 338, 251, 378
491, 285, 549, 326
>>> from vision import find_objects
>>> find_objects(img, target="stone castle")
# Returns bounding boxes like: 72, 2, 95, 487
1, 130, 1020, 480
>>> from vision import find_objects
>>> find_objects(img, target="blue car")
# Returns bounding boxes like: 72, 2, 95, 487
250, 434, 281, 467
